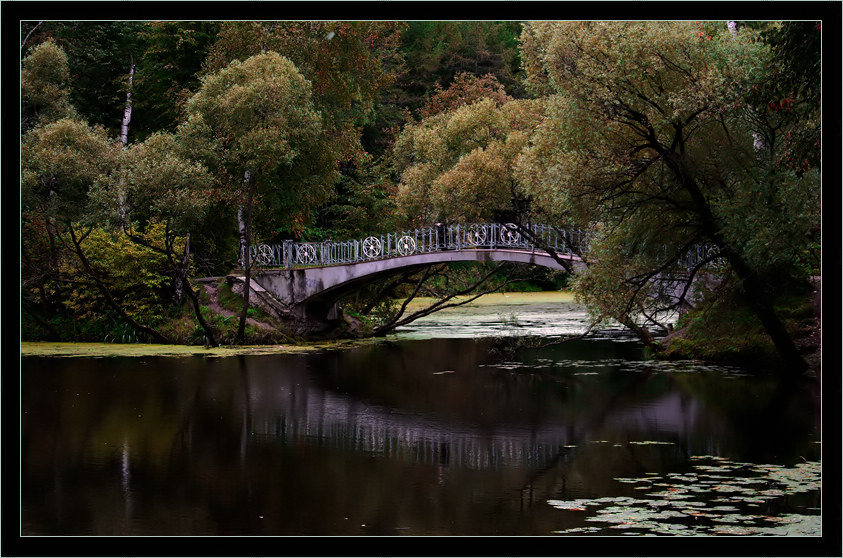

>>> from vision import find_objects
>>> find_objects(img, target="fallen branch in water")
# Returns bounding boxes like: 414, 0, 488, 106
488, 321, 597, 359
532, 322, 596, 349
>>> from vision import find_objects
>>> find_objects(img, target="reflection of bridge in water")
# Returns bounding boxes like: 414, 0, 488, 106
231, 347, 701, 472
249, 384, 576, 470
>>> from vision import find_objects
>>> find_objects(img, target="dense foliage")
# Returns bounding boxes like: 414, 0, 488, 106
20, 20, 820, 370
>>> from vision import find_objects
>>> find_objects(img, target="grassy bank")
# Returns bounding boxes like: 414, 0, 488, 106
19, 337, 385, 358
656, 289, 820, 373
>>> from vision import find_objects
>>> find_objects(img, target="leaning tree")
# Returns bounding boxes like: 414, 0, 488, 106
515, 21, 818, 372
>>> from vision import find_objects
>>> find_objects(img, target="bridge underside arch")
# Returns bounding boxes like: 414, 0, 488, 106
250, 248, 582, 329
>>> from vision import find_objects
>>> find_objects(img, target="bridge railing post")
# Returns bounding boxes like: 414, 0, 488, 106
284, 240, 293, 269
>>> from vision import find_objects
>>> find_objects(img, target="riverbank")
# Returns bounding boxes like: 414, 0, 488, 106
21, 287, 820, 370
19, 338, 385, 358
19, 291, 585, 357
656, 283, 821, 375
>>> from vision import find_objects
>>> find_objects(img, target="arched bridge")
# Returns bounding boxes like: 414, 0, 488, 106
232, 223, 718, 332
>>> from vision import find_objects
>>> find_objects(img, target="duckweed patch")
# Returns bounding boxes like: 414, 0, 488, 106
20, 337, 388, 358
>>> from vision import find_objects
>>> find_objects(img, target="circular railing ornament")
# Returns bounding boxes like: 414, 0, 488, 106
296, 244, 316, 265
466, 224, 487, 246
704, 245, 724, 267
362, 236, 382, 259
255, 244, 274, 266
500, 223, 520, 244
396, 236, 416, 256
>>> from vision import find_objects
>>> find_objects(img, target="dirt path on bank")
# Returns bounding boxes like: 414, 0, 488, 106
200, 281, 276, 331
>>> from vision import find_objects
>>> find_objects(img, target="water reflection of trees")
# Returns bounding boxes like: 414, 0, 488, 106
20, 343, 820, 535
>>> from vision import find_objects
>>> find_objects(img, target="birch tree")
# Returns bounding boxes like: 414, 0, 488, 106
179, 52, 335, 342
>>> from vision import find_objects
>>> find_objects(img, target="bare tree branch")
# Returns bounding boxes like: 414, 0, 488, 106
21, 21, 43, 51
372, 263, 526, 336
59, 224, 170, 343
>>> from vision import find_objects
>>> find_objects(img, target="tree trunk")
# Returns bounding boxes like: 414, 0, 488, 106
617, 313, 657, 347
120, 56, 135, 147
177, 233, 218, 347
715, 242, 808, 373
116, 56, 135, 227
43, 216, 64, 299
663, 151, 808, 373
122, 226, 219, 347
236, 171, 255, 343
238, 206, 247, 267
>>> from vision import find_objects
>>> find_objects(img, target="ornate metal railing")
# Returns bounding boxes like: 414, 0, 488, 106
248, 223, 586, 268
247, 222, 722, 270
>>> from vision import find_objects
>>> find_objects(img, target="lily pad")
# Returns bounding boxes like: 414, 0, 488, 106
550, 455, 821, 536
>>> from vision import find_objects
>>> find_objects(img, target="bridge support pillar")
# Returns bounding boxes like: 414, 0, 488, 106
228, 274, 344, 336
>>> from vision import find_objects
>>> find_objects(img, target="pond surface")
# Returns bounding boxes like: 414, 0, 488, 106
391, 291, 609, 339
19, 292, 823, 543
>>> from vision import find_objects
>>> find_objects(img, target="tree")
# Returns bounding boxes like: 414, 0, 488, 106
131, 22, 221, 138
20, 21, 222, 144
393, 96, 543, 225
21, 39, 77, 131
396, 21, 525, 116
26, 22, 149, 138
202, 21, 408, 241
179, 52, 336, 342
21, 117, 171, 343
22, 118, 119, 227
418, 72, 512, 119
754, 21, 821, 176
88, 132, 220, 345
516, 21, 817, 372
203, 21, 406, 165
315, 157, 401, 239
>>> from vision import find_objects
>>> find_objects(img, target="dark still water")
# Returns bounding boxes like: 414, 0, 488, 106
20, 336, 822, 538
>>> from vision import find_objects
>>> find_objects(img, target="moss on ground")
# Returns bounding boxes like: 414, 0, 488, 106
657, 289, 819, 372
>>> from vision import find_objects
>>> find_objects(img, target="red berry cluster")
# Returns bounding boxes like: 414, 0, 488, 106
769, 96, 795, 112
